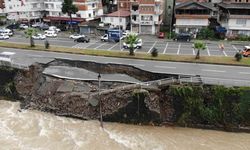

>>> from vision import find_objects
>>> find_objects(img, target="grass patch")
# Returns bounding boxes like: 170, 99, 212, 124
0, 41, 250, 66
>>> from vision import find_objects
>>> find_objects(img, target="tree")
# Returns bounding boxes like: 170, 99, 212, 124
198, 27, 215, 40
62, 0, 78, 31
24, 28, 37, 47
194, 40, 206, 59
125, 34, 139, 56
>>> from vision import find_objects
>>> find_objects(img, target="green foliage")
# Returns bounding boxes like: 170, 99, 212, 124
62, 0, 78, 30
169, 85, 250, 128
125, 34, 139, 56
193, 40, 206, 59
151, 47, 158, 57
234, 52, 242, 61
197, 27, 215, 40
24, 28, 37, 47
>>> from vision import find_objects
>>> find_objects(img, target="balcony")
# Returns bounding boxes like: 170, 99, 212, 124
230, 15, 250, 19
175, 14, 210, 19
140, 20, 153, 25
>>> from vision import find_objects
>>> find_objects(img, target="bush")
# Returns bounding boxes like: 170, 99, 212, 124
234, 52, 242, 61
197, 28, 215, 40
151, 47, 158, 57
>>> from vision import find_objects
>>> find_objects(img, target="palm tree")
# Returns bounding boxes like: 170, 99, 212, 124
24, 28, 37, 47
62, 0, 78, 31
125, 34, 139, 56
194, 40, 206, 59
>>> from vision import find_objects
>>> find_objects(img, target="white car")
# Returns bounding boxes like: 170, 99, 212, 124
123, 39, 142, 49
32, 22, 43, 28
0, 34, 10, 40
19, 24, 29, 29
0, 51, 15, 62
69, 34, 85, 39
32, 34, 46, 40
0, 29, 13, 36
45, 30, 57, 37
49, 26, 61, 32
101, 34, 108, 42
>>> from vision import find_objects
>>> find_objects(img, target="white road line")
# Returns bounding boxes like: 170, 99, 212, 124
94, 42, 107, 49
108, 43, 119, 50
192, 48, 195, 55
202, 69, 226, 73
206, 44, 211, 56
85, 41, 98, 48
121, 48, 124, 51
239, 72, 250, 75
222, 50, 228, 56
177, 43, 181, 55
147, 41, 157, 53
155, 65, 176, 69
128, 63, 144, 67
232, 45, 238, 51
134, 48, 138, 52
162, 42, 168, 54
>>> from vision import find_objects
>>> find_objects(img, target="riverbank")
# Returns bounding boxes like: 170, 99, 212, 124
0, 41, 250, 67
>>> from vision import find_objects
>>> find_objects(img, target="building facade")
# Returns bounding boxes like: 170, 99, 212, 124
218, 0, 250, 37
130, 0, 164, 34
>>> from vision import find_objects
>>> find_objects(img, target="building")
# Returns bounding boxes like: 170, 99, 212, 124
174, 1, 216, 34
130, 0, 164, 34
163, 0, 174, 26
218, 0, 250, 37
101, 9, 130, 30
4, 0, 45, 22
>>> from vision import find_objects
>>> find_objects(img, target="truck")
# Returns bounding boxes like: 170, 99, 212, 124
101, 29, 123, 42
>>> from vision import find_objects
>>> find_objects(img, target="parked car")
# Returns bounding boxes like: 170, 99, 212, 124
32, 33, 46, 40
74, 37, 90, 43
19, 24, 29, 30
49, 26, 61, 33
6, 23, 19, 29
101, 34, 108, 42
241, 46, 250, 57
32, 22, 43, 28
158, 32, 165, 39
69, 34, 85, 39
123, 39, 142, 49
174, 33, 191, 42
39, 24, 49, 30
0, 29, 13, 36
45, 30, 57, 37
0, 34, 10, 40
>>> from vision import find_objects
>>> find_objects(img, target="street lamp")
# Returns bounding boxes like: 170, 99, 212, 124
98, 73, 103, 128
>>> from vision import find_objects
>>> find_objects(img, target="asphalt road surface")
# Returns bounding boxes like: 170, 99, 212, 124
0, 47, 250, 87
4, 34, 249, 57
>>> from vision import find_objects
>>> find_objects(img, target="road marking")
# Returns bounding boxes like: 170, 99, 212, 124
162, 42, 168, 54
206, 44, 211, 56
85, 41, 99, 48
202, 69, 225, 73
155, 65, 176, 69
147, 41, 157, 53
192, 48, 195, 55
94, 42, 107, 49
232, 45, 238, 51
121, 48, 124, 51
108, 43, 119, 50
177, 43, 181, 55
128, 63, 144, 67
134, 48, 138, 52
222, 50, 228, 56
239, 72, 250, 75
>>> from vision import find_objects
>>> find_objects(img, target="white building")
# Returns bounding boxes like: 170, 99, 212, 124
4, 0, 44, 21
101, 10, 130, 30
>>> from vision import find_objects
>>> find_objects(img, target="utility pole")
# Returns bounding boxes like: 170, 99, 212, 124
98, 73, 103, 128
118, 0, 122, 50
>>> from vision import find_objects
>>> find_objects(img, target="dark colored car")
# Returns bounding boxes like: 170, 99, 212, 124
6, 23, 20, 29
39, 24, 49, 30
74, 37, 90, 43
174, 33, 191, 42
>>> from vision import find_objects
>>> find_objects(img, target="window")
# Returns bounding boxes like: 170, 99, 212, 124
93, 11, 95, 16
89, 13, 91, 17
92, 3, 95, 8
236, 19, 246, 25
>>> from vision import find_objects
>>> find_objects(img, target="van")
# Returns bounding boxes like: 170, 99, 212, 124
174, 33, 191, 42
241, 46, 250, 57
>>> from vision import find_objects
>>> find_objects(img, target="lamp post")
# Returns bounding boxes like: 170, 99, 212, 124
169, 6, 172, 39
98, 73, 103, 128
118, 1, 122, 50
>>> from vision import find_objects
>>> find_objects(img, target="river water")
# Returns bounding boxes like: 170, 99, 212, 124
1, 100, 250, 150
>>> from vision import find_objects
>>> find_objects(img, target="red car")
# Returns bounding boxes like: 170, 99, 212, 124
158, 32, 165, 38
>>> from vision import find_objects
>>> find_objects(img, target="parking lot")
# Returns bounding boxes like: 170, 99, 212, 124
5, 33, 248, 57
72, 39, 244, 57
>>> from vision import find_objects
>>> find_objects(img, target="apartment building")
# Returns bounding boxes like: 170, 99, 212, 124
131, 0, 164, 34
218, 0, 250, 37
4, 0, 45, 21
174, 1, 216, 34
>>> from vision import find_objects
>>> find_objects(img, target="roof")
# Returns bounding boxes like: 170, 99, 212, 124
103, 10, 130, 17
175, 1, 216, 11
44, 16, 85, 22
218, 3, 250, 9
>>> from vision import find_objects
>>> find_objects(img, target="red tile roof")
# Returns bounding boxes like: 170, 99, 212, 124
104, 10, 130, 17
